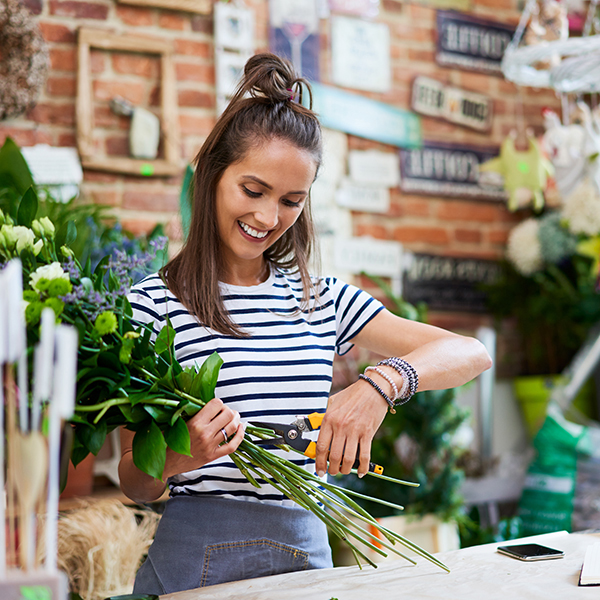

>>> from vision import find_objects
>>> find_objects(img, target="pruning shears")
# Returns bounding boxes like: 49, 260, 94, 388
250, 412, 384, 475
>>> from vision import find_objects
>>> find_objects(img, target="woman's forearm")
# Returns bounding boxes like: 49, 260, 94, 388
118, 449, 168, 504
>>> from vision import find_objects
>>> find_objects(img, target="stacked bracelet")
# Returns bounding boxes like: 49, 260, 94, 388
358, 374, 396, 414
377, 357, 419, 406
364, 366, 399, 400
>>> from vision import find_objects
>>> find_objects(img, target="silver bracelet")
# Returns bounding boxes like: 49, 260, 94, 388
364, 366, 399, 400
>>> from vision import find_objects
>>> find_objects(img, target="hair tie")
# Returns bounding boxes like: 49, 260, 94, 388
286, 87, 294, 101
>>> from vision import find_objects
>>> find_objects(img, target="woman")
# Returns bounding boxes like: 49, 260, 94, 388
119, 53, 492, 594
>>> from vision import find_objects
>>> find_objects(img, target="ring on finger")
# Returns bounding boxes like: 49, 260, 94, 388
220, 428, 228, 444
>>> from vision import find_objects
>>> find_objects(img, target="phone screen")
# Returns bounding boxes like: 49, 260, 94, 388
497, 543, 565, 561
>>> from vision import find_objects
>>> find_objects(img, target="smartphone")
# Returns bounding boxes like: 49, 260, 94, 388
497, 543, 565, 561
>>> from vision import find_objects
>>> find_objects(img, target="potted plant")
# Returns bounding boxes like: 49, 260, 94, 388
483, 183, 600, 438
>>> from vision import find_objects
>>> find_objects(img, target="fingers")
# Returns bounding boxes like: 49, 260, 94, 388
214, 422, 245, 459
314, 421, 332, 477
356, 438, 372, 479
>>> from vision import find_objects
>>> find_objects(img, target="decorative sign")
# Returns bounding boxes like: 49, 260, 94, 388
331, 16, 390, 93
311, 83, 422, 149
402, 253, 501, 313
435, 10, 515, 75
334, 237, 403, 277
335, 179, 390, 213
399, 141, 506, 201
411, 75, 493, 132
328, 0, 380, 17
348, 150, 400, 187
269, 0, 320, 81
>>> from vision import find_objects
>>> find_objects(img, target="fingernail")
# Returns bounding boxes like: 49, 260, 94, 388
358, 472, 365, 479
317, 470, 325, 478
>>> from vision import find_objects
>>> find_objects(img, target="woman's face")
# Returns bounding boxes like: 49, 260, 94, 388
215, 137, 317, 283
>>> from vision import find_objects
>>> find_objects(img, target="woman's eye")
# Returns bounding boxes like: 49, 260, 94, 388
242, 186, 261, 198
282, 198, 302, 208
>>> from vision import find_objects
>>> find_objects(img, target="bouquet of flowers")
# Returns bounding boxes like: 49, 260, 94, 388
0, 141, 448, 571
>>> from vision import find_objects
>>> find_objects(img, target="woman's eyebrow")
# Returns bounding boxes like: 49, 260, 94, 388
243, 175, 307, 195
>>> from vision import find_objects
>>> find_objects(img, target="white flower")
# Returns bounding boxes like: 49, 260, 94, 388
561, 177, 600, 236
29, 262, 70, 292
1, 225, 36, 254
507, 218, 543, 275
32, 217, 56, 238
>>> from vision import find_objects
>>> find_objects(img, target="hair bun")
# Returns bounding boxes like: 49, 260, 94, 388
242, 53, 300, 104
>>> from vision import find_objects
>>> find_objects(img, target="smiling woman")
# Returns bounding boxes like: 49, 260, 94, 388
118, 52, 492, 595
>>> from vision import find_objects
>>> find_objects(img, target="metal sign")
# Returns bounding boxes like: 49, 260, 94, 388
411, 75, 493, 131
399, 141, 506, 201
311, 83, 422, 149
402, 252, 501, 313
435, 10, 515, 75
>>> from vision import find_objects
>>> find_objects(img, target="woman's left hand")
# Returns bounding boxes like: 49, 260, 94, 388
315, 379, 388, 478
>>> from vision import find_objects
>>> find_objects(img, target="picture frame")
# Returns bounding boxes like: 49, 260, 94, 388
76, 27, 181, 177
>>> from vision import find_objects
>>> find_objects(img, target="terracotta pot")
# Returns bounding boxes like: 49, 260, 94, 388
59, 453, 96, 499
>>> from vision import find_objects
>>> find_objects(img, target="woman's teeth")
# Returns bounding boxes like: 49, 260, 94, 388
239, 221, 268, 239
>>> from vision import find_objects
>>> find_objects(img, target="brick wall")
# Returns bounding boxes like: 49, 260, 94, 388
1, 0, 560, 342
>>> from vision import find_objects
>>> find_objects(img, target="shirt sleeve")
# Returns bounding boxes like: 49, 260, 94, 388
327, 277, 385, 356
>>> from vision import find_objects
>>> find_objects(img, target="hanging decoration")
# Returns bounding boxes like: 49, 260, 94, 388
0, 0, 49, 121
479, 133, 554, 212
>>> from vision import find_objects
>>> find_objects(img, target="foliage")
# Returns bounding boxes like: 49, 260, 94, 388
339, 276, 470, 522
483, 208, 600, 375
0, 138, 449, 571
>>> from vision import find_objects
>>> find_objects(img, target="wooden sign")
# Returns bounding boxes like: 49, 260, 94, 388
411, 75, 493, 132
436, 10, 515, 75
399, 141, 506, 201
311, 83, 422, 149
402, 253, 501, 313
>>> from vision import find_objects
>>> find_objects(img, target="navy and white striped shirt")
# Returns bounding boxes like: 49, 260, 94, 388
129, 267, 384, 506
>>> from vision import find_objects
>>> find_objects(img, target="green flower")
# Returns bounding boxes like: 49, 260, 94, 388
35, 278, 51, 292
44, 297, 65, 318
30, 262, 70, 292
32, 217, 55, 238
48, 278, 72, 298
23, 290, 40, 302
60, 245, 75, 258
94, 311, 118, 336
25, 301, 43, 325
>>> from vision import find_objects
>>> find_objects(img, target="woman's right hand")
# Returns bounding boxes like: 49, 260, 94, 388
119, 397, 245, 503
163, 397, 245, 478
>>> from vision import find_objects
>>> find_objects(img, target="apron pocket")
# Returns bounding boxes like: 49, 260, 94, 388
199, 538, 309, 588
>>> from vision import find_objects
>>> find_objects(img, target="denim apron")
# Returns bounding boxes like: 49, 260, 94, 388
133, 495, 333, 594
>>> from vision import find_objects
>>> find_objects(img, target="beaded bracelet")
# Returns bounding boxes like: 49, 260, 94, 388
364, 366, 399, 400
377, 357, 419, 406
358, 374, 396, 414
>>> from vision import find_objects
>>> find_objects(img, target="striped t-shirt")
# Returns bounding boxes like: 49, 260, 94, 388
128, 267, 384, 506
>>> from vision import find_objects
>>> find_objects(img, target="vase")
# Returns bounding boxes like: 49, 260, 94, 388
513, 375, 597, 440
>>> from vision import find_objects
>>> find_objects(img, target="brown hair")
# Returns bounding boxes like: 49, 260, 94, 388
162, 53, 322, 337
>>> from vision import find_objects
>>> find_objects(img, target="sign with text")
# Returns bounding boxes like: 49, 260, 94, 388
435, 10, 514, 75
328, 0, 380, 17
411, 75, 493, 131
335, 180, 390, 213
334, 237, 402, 277
402, 253, 501, 312
311, 83, 422, 149
399, 141, 506, 201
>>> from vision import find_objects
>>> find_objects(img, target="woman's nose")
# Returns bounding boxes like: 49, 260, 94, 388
255, 199, 278, 229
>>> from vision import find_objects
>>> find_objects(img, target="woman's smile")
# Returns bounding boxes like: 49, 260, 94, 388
237, 220, 271, 240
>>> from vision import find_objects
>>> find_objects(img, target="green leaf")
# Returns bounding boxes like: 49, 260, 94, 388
77, 420, 107, 456
132, 420, 167, 480
176, 370, 193, 392
0, 137, 35, 195
164, 417, 191, 456
93, 255, 110, 290
144, 404, 173, 423
16, 187, 38, 227
199, 352, 223, 403
154, 323, 176, 355
118, 403, 147, 423
65, 219, 77, 245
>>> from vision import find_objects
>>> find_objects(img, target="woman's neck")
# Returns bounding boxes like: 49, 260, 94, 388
220, 260, 270, 287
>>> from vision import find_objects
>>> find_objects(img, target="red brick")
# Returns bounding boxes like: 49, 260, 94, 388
88, 188, 121, 206
178, 89, 213, 108
476, 0, 514, 9
392, 225, 450, 245
106, 135, 130, 156
459, 72, 493, 95
83, 171, 119, 183
175, 62, 214, 83
421, 117, 456, 136
178, 114, 215, 135
26, 103, 75, 126
408, 49, 436, 63
401, 197, 431, 217
354, 223, 390, 239
23, 0, 43, 14
409, 4, 435, 20
112, 53, 160, 78
50, 47, 76, 72
93, 80, 145, 105
390, 43, 408, 61
174, 39, 211, 58
38, 22, 76, 43
116, 5, 154, 26
488, 228, 509, 245
436, 201, 503, 223
382, 0, 403, 13
46, 76, 76, 97
0, 128, 52, 147
120, 217, 163, 236
498, 79, 518, 95
392, 24, 433, 43
191, 14, 212, 34
49, 0, 109, 20
149, 85, 161, 107
58, 132, 77, 146
122, 190, 179, 212
159, 11, 188, 30
94, 105, 129, 129
454, 228, 483, 243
